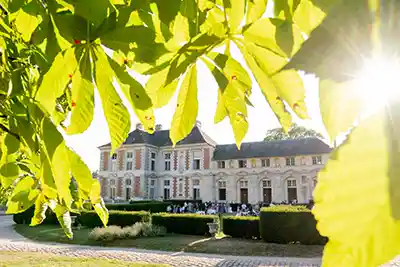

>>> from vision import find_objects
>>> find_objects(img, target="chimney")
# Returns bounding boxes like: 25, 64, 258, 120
155, 124, 163, 131
196, 120, 202, 128
136, 123, 143, 130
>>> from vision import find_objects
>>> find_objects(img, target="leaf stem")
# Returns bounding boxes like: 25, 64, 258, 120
0, 123, 21, 141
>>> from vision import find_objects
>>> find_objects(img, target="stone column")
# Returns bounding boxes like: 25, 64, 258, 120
247, 175, 258, 204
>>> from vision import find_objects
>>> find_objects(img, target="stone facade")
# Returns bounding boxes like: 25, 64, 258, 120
98, 124, 331, 204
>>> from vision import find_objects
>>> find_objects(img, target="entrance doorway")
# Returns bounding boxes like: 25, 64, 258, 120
240, 188, 248, 203
263, 188, 272, 203
126, 187, 131, 200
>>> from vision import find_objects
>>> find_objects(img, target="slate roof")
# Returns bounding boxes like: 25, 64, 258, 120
98, 125, 217, 148
212, 138, 331, 161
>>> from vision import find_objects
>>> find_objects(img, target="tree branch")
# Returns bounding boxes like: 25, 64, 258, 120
0, 123, 20, 141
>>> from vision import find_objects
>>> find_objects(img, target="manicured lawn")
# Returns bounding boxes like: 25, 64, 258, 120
14, 224, 323, 258
0, 251, 169, 267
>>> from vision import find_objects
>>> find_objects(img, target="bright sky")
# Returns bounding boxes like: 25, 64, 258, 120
64, 45, 325, 171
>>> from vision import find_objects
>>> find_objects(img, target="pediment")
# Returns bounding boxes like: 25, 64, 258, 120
236, 171, 249, 177
214, 171, 229, 177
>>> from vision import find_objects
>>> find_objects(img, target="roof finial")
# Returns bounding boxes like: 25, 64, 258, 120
136, 123, 143, 130
196, 120, 202, 128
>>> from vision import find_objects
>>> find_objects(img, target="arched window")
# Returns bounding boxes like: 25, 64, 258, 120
262, 179, 272, 203
287, 178, 297, 203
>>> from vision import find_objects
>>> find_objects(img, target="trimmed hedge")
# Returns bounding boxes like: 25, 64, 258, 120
223, 216, 260, 239
152, 213, 215, 235
13, 206, 75, 225
106, 202, 172, 213
79, 210, 150, 228
260, 206, 326, 245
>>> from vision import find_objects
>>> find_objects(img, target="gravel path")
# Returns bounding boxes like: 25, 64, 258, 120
11, 214, 400, 266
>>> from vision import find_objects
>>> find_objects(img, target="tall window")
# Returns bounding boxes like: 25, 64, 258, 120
312, 156, 322, 165
238, 160, 247, 168
218, 180, 226, 201
164, 153, 171, 171
163, 180, 170, 199
217, 161, 225, 169
285, 157, 295, 166
193, 150, 201, 170
126, 151, 133, 170
287, 179, 297, 203
178, 178, 183, 196
126, 161, 133, 170
193, 179, 200, 200
110, 179, 116, 199
261, 158, 270, 167
149, 179, 155, 199
151, 152, 156, 171
111, 153, 118, 172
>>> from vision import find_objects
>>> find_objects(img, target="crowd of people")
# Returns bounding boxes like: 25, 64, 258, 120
165, 199, 314, 216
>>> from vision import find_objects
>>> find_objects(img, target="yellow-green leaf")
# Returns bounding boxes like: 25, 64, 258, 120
319, 79, 364, 143
36, 48, 79, 115
93, 46, 131, 152
293, 0, 326, 35
224, 0, 246, 32
13, 0, 43, 42
90, 179, 108, 226
313, 109, 400, 267
30, 193, 48, 226
93, 199, 109, 227
0, 162, 20, 188
225, 84, 249, 149
145, 66, 179, 109
243, 41, 287, 75
39, 150, 58, 200
89, 179, 102, 204
214, 89, 228, 124
271, 70, 308, 119
246, 0, 268, 25
173, 13, 190, 45
239, 44, 292, 131
4, 133, 20, 155
66, 51, 94, 135
198, 0, 215, 11
61, 0, 115, 26
6, 176, 39, 214
53, 204, 73, 239
170, 64, 198, 145
111, 61, 155, 133
41, 118, 73, 207
202, 54, 250, 148
67, 148, 94, 200
243, 18, 304, 58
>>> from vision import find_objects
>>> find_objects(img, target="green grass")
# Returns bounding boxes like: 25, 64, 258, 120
0, 251, 169, 267
14, 224, 323, 258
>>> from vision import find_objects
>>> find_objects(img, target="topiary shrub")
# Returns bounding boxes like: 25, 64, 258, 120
106, 202, 172, 213
152, 213, 215, 235
260, 206, 327, 245
222, 216, 260, 239
88, 222, 166, 242
78, 210, 150, 228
